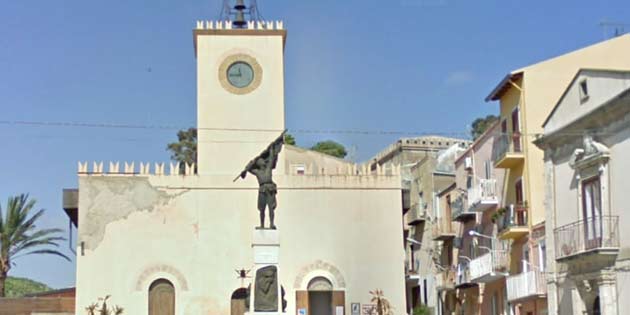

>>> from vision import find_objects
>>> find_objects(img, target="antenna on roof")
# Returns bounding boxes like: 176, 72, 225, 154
220, 0, 265, 28
599, 20, 630, 39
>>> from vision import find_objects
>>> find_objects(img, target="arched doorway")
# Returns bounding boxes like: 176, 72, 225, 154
309, 277, 333, 315
149, 279, 175, 315
592, 296, 601, 315
231, 288, 249, 315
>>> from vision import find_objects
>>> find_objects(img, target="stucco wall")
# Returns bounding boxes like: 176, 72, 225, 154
75, 173, 406, 315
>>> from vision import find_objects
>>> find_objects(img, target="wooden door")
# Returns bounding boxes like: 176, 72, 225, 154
149, 279, 175, 315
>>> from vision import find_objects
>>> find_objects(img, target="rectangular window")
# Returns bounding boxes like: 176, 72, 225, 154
511, 108, 521, 152
292, 164, 306, 175
579, 79, 589, 101
515, 178, 524, 205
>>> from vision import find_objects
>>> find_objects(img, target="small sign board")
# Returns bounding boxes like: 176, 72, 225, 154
351, 303, 361, 315
336, 306, 344, 315
298, 308, 307, 315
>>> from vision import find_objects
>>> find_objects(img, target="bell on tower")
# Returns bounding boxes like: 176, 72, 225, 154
221, 0, 264, 29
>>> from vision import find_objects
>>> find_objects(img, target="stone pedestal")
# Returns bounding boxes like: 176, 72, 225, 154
247, 229, 285, 315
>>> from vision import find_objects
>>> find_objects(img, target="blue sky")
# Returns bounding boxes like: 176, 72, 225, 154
1, 0, 629, 289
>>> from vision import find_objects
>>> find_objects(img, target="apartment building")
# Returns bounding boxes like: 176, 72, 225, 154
483, 34, 630, 315
369, 137, 471, 314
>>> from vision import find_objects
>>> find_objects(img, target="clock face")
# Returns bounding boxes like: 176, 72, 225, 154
226, 61, 254, 88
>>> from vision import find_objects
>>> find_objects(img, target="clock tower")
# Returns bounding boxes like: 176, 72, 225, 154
194, 6, 286, 176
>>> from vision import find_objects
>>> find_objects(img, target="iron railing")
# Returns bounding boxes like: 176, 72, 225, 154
493, 133, 523, 163
497, 204, 528, 233
455, 262, 472, 286
554, 216, 619, 260
432, 217, 455, 238
406, 202, 427, 225
451, 195, 471, 219
506, 269, 547, 301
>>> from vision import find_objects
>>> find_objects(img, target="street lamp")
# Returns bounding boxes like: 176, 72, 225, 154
468, 230, 494, 240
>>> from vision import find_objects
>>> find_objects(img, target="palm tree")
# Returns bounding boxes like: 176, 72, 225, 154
0, 194, 70, 297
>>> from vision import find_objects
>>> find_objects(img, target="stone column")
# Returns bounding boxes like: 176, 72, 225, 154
597, 274, 618, 315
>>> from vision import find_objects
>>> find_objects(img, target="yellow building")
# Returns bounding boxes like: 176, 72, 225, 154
485, 34, 630, 315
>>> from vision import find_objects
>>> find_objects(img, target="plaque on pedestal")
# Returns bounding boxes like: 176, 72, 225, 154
247, 229, 285, 315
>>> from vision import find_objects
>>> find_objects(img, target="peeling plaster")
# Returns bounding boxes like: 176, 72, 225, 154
80, 176, 188, 250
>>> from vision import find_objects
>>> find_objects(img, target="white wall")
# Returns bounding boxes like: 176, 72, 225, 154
75, 173, 406, 315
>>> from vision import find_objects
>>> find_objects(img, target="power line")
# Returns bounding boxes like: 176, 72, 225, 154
0, 119, 470, 137
0, 119, 618, 138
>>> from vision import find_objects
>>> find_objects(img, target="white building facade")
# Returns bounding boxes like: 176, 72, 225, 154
536, 69, 630, 315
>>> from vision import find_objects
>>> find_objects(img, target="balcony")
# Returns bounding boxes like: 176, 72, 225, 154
506, 270, 547, 302
555, 216, 619, 261
406, 203, 428, 226
493, 134, 524, 168
497, 204, 529, 240
468, 178, 499, 212
435, 268, 456, 292
469, 251, 509, 283
451, 195, 475, 222
455, 262, 476, 289
432, 217, 456, 241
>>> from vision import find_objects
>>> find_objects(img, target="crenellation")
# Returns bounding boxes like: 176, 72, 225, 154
77, 160, 400, 179
109, 162, 120, 173
169, 162, 180, 175
93, 161, 103, 174
124, 162, 135, 174
155, 163, 165, 176
185, 163, 195, 176
195, 20, 284, 31
140, 163, 150, 175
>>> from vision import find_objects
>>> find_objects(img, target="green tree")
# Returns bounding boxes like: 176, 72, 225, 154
5, 276, 52, 297
470, 114, 499, 140
167, 128, 197, 173
310, 140, 347, 159
283, 133, 296, 146
0, 194, 70, 297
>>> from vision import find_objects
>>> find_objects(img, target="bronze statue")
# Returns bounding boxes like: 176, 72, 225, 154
235, 131, 285, 229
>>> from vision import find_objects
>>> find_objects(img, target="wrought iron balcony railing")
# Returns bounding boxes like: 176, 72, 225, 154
432, 217, 456, 241
554, 216, 619, 260
406, 202, 428, 226
493, 133, 524, 168
452, 195, 475, 221
497, 204, 528, 229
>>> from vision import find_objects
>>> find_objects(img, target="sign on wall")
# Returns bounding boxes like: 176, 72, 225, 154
351, 303, 361, 315
298, 308, 307, 315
